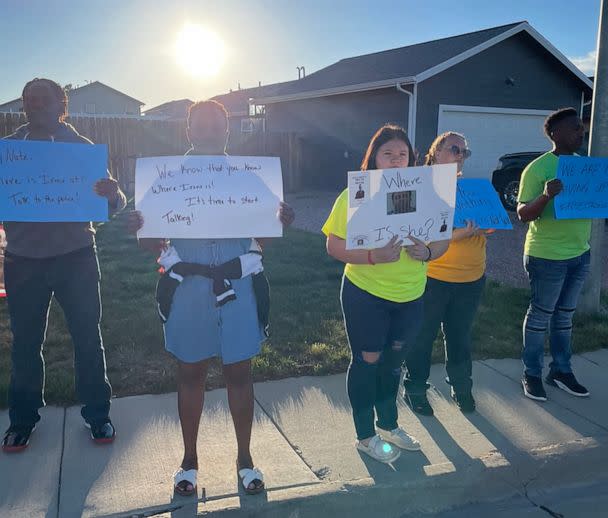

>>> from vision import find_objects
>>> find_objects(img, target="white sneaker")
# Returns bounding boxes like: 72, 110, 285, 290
356, 434, 401, 464
377, 426, 421, 451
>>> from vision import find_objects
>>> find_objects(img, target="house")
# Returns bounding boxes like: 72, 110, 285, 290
246, 21, 592, 189
143, 99, 194, 120
212, 82, 296, 145
0, 81, 144, 116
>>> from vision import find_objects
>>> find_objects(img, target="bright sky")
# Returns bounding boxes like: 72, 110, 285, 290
0, 0, 601, 110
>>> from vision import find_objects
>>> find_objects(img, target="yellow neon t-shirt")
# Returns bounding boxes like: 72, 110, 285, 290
322, 189, 427, 303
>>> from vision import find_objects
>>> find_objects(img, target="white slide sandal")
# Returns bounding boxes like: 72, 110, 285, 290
173, 468, 197, 496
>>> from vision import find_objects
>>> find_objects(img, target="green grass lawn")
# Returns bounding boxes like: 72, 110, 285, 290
1, 219, 606, 407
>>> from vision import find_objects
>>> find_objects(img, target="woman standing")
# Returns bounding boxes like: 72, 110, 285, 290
128, 100, 294, 496
323, 124, 449, 463
404, 132, 486, 415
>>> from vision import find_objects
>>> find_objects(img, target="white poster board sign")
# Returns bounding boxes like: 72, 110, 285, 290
346, 164, 457, 249
135, 155, 283, 238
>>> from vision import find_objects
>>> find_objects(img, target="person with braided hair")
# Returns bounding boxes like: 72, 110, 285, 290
2, 78, 127, 452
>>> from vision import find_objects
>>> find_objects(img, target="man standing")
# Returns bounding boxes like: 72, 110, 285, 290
2, 78, 127, 451
517, 107, 590, 402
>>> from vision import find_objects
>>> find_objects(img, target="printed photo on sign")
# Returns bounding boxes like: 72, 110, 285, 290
387, 191, 416, 215
135, 155, 284, 238
346, 164, 457, 249
348, 173, 370, 207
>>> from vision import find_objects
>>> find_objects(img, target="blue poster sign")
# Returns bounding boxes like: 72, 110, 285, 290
454, 178, 512, 230
555, 155, 608, 219
0, 139, 108, 222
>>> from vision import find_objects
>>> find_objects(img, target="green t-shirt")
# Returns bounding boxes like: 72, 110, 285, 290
517, 151, 591, 260
322, 189, 427, 303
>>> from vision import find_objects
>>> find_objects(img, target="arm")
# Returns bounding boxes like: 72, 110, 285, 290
451, 220, 483, 242
517, 179, 562, 222
255, 201, 296, 249
404, 235, 450, 262
124, 210, 167, 254
326, 234, 402, 265
517, 178, 563, 223
428, 239, 450, 260
94, 173, 127, 215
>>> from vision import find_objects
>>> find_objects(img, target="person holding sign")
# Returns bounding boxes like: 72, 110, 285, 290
1, 78, 127, 453
127, 100, 294, 496
323, 124, 449, 463
517, 108, 590, 401
403, 132, 486, 415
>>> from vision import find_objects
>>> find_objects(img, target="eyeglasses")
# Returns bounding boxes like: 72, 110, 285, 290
448, 145, 472, 159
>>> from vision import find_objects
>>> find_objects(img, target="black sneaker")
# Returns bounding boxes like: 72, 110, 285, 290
545, 372, 590, 397
522, 374, 547, 401
450, 388, 476, 413
2, 424, 36, 453
404, 391, 434, 416
85, 419, 116, 444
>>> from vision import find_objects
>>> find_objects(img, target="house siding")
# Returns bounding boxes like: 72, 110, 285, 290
415, 31, 582, 157
265, 87, 411, 189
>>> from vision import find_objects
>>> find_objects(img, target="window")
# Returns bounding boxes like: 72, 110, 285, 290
241, 118, 265, 133
85, 103, 96, 114
248, 104, 266, 117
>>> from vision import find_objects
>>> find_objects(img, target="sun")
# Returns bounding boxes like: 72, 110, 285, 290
174, 24, 225, 78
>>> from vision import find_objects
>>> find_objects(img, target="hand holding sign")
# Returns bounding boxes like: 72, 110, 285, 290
371, 235, 403, 263
94, 177, 120, 204
544, 178, 563, 199
405, 234, 430, 261
277, 201, 295, 227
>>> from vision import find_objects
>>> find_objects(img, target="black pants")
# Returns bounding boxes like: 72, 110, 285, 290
404, 276, 485, 395
341, 276, 423, 440
5, 246, 112, 426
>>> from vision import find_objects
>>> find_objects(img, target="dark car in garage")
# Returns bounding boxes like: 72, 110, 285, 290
491, 151, 544, 211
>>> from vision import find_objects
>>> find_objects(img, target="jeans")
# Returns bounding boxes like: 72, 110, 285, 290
522, 250, 590, 378
404, 276, 486, 395
5, 246, 112, 426
340, 276, 423, 440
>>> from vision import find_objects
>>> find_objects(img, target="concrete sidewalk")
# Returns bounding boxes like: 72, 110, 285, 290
2, 350, 608, 518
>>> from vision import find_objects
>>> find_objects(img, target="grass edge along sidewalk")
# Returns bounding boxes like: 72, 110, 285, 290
1, 219, 607, 406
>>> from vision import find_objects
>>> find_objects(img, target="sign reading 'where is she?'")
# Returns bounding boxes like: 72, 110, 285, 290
135, 155, 284, 238
555, 156, 608, 219
346, 164, 457, 250
0, 140, 109, 222
454, 178, 512, 229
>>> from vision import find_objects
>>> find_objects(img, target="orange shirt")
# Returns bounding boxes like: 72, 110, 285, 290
427, 234, 487, 283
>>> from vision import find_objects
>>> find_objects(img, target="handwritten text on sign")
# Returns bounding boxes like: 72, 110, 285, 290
346, 164, 456, 249
555, 156, 608, 219
135, 155, 284, 238
0, 140, 108, 222
454, 178, 512, 229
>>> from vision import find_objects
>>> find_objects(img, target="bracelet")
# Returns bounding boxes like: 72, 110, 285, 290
423, 245, 432, 262
367, 249, 376, 265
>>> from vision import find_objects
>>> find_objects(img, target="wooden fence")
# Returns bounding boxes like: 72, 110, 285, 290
1, 113, 187, 196
1, 112, 302, 195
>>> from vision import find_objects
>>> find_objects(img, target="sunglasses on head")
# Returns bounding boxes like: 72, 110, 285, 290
447, 145, 472, 158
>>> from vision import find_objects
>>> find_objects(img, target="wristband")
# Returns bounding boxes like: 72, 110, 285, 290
423, 245, 432, 262
367, 249, 376, 265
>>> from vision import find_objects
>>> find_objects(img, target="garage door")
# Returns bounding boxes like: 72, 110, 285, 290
437, 105, 553, 179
